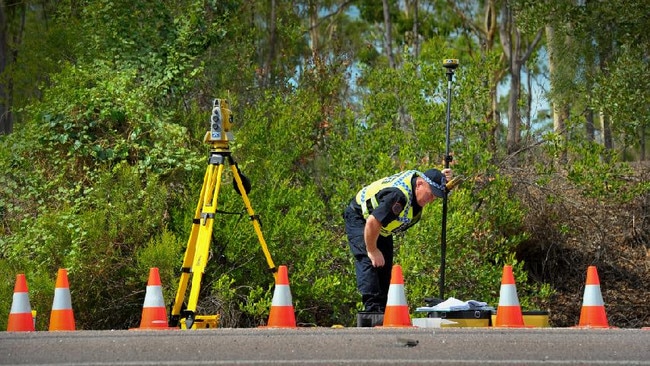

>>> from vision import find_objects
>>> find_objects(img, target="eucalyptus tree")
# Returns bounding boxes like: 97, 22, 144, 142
0, 0, 64, 134
583, 0, 650, 160
444, 0, 503, 154
0, 0, 12, 134
515, 0, 650, 161
497, 1, 543, 156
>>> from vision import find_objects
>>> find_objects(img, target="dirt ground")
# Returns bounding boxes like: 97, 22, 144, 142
510, 162, 649, 328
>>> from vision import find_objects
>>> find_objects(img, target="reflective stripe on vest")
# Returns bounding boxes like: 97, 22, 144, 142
355, 170, 419, 236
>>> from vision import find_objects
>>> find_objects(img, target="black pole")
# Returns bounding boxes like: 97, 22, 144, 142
440, 59, 458, 300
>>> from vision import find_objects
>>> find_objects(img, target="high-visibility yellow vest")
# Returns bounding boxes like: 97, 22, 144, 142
355, 170, 422, 236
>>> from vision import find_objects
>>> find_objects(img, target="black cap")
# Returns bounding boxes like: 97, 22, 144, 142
422, 169, 446, 198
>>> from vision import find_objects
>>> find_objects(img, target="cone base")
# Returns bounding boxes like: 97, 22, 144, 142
382, 306, 413, 327
49, 309, 76, 331
578, 306, 609, 328
494, 305, 526, 328
130, 319, 178, 331
7, 313, 35, 332
264, 305, 297, 328
135, 307, 173, 330
380, 324, 415, 328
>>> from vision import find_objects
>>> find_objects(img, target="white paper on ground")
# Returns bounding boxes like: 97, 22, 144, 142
411, 317, 458, 328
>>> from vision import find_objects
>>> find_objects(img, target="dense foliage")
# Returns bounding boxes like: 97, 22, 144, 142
1, 0, 648, 329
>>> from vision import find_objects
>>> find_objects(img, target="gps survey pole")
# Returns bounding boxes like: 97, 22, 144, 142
439, 59, 458, 300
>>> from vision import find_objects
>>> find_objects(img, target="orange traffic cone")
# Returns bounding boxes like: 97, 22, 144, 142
264, 265, 296, 328
382, 265, 413, 327
494, 265, 525, 327
49, 268, 76, 331
577, 266, 610, 328
7, 274, 35, 332
132, 267, 173, 330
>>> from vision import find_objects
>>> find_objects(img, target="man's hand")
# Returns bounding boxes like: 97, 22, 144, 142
442, 168, 453, 181
368, 249, 385, 268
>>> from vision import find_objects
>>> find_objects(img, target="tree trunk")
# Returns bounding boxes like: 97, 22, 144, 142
485, 0, 499, 154
308, 0, 319, 59
640, 125, 646, 161
585, 50, 596, 143
507, 59, 522, 154
412, 0, 419, 59
585, 108, 595, 141
525, 65, 532, 144
500, 2, 542, 156
264, 0, 278, 88
546, 25, 563, 134
598, 48, 613, 153
382, 0, 395, 69
584, 19, 596, 142
0, 0, 20, 135
545, 24, 569, 163
0, 1, 10, 134
601, 111, 612, 151
499, 2, 520, 155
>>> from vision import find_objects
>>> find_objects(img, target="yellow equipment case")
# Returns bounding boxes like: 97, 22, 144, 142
426, 310, 492, 327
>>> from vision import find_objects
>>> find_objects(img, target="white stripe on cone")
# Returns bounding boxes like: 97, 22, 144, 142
498, 284, 520, 306
52, 288, 73, 310
271, 285, 292, 306
10, 293, 32, 313
143, 285, 165, 308
582, 285, 605, 306
387, 284, 407, 305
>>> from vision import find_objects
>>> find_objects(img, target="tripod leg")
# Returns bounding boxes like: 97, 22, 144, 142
230, 161, 277, 280
170, 165, 213, 326
182, 162, 225, 329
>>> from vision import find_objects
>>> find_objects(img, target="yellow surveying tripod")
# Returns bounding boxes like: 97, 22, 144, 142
169, 99, 277, 329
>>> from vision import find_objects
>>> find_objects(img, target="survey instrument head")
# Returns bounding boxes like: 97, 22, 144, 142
442, 59, 459, 70
206, 98, 233, 143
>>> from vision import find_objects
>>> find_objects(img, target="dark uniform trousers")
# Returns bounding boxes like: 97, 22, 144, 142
344, 203, 394, 312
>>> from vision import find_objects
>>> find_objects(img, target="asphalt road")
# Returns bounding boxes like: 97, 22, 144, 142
1, 327, 649, 365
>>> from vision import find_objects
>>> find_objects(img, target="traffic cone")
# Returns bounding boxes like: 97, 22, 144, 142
494, 265, 525, 327
7, 274, 35, 332
264, 265, 296, 328
577, 266, 610, 328
382, 265, 413, 327
49, 268, 76, 331
132, 267, 173, 330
